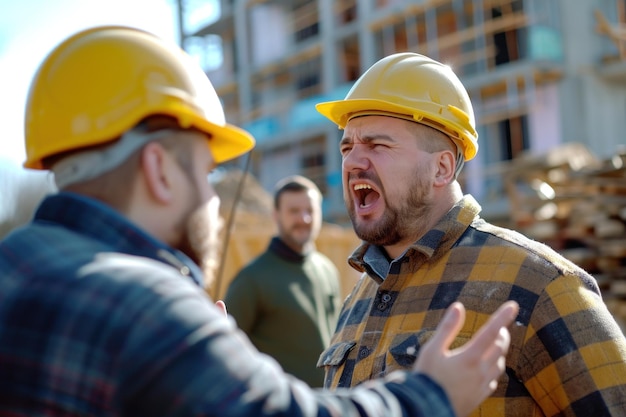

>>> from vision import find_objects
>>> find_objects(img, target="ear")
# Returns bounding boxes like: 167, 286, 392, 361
433, 150, 456, 187
140, 142, 175, 204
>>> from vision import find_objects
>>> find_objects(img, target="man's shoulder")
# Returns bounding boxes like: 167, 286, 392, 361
0, 221, 104, 273
311, 250, 335, 262
1, 233, 205, 340
67, 252, 206, 326
69, 253, 188, 290
469, 218, 593, 280
236, 249, 277, 273
310, 250, 339, 271
1, 222, 197, 297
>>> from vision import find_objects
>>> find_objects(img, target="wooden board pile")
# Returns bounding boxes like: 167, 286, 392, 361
502, 143, 626, 331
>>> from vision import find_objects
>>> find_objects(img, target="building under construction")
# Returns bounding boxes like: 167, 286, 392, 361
175, 0, 626, 225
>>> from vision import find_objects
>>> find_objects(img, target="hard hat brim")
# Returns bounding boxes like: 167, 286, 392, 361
316, 98, 417, 129
196, 119, 256, 164
162, 100, 255, 164
22, 107, 256, 170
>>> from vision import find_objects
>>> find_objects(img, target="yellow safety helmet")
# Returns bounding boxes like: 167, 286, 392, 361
24, 25, 255, 170
316, 53, 478, 161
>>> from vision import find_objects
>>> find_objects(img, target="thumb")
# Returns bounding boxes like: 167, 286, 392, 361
427, 302, 466, 353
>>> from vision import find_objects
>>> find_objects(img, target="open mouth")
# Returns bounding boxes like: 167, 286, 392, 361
354, 183, 380, 208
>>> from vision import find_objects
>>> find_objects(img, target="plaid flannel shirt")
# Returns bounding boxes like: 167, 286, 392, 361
319, 195, 626, 416
0, 192, 455, 417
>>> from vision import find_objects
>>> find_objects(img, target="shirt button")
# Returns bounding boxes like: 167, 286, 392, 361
381, 293, 392, 302
358, 347, 370, 359
377, 302, 387, 311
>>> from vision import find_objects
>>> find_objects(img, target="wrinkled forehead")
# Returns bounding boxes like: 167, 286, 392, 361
342, 115, 424, 142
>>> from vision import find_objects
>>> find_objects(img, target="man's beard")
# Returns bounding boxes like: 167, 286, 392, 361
347, 172, 432, 247
176, 195, 223, 289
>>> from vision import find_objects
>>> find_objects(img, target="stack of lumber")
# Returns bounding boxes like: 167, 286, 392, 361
502, 144, 626, 331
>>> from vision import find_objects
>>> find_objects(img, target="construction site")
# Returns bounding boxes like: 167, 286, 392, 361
2, 0, 626, 332
1, 1, 626, 411
170, 0, 626, 330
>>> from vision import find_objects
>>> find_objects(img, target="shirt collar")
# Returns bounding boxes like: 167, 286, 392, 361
268, 236, 309, 263
348, 195, 482, 277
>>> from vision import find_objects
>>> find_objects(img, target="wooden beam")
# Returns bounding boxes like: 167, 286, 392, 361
595, 9, 626, 58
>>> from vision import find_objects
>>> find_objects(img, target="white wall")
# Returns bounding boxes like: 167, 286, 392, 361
249, 4, 291, 67
528, 84, 562, 155
259, 147, 300, 191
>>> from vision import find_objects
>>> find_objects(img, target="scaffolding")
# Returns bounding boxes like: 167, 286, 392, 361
177, 0, 625, 224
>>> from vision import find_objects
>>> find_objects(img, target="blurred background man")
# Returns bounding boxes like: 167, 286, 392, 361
225, 175, 341, 387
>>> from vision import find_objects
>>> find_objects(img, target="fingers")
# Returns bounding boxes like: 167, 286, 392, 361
462, 301, 517, 398
426, 302, 466, 354
490, 301, 519, 329
464, 301, 518, 356
413, 301, 519, 417
481, 327, 510, 368
480, 327, 510, 387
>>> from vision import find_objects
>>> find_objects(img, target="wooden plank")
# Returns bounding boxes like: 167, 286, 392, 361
599, 240, 626, 258
595, 9, 626, 59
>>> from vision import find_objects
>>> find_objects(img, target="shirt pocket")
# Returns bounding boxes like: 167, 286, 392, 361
388, 330, 472, 368
317, 340, 357, 368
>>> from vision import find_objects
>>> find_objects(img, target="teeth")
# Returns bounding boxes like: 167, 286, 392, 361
353, 184, 372, 191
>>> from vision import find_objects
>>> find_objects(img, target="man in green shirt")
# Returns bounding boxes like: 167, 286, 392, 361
225, 175, 341, 387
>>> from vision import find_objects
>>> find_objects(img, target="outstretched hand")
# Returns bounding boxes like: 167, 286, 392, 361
414, 301, 518, 417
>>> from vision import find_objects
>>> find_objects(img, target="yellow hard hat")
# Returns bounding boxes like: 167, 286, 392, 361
24, 26, 255, 170
316, 53, 478, 161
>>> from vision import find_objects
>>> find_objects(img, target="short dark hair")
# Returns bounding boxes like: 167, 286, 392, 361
273, 175, 321, 209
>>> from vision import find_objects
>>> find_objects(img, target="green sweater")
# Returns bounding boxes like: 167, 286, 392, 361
224, 237, 341, 387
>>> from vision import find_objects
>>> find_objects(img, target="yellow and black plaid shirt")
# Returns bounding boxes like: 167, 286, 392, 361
318, 195, 626, 416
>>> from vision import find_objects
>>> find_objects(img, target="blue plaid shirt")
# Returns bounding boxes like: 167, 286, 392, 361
0, 192, 454, 417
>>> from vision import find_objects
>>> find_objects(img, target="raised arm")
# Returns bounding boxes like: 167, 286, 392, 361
120, 268, 516, 417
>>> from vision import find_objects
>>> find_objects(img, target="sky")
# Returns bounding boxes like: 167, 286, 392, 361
0, 0, 182, 168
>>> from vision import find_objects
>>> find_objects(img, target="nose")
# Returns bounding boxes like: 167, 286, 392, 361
342, 143, 370, 172
300, 211, 312, 224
